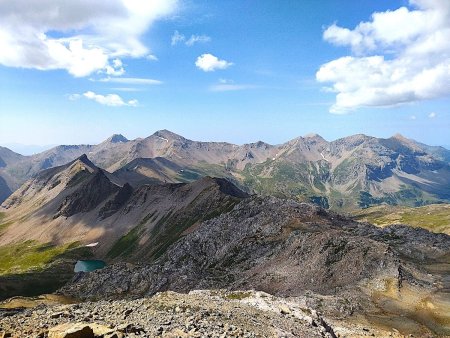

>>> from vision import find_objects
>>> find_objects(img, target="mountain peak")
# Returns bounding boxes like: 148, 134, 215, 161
392, 133, 409, 141
152, 129, 185, 141
72, 154, 97, 170
303, 133, 321, 138
106, 134, 128, 143
390, 134, 418, 147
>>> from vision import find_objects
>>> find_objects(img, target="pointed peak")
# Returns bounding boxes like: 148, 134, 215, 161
386, 133, 422, 151
152, 129, 185, 141
303, 133, 327, 142
194, 176, 249, 198
304, 133, 320, 138
76, 153, 89, 162
73, 154, 96, 168
106, 134, 128, 143
248, 140, 271, 148
391, 133, 409, 141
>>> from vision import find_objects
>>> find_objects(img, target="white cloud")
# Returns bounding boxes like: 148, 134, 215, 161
70, 91, 137, 106
210, 79, 256, 91
171, 31, 211, 46
0, 0, 177, 77
105, 58, 125, 76
410, 115, 417, 120
82, 91, 137, 107
316, 0, 450, 113
68, 94, 81, 101
429, 112, 437, 118
195, 54, 233, 72
185, 35, 211, 46
99, 77, 163, 85
146, 54, 158, 61
210, 84, 256, 92
171, 30, 185, 46
111, 87, 142, 92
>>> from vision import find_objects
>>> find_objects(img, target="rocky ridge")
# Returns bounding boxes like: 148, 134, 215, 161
1, 131, 450, 209
61, 196, 448, 300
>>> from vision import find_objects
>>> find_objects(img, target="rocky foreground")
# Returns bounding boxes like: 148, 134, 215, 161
0, 289, 411, 338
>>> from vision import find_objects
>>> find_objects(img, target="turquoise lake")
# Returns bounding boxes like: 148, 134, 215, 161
74, 260, 106, 273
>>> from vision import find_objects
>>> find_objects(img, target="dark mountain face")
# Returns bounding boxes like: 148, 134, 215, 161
0, 131, 449, 209
56, 170, 121, 218
107, 134, 128, 144
0, 176, 12, 204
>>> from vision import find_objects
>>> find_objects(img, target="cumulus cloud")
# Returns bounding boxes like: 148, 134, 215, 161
171, 31, 211, 46
316, 0, 450, 113
0, 0, 177, 77
105, 59, 125, 76
428, 112, 437, 118
71, 91, 138, 106
195, 54, 233, 72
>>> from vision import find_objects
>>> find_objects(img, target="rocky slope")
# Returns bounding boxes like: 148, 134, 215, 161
1, 131, 449, 209
0, 154, 249, 262
59, 196, 450, 335
1, 290, 356, 338
5, 289, 437, 337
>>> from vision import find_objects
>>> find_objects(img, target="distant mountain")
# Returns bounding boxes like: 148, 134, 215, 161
242, 133, 450, 209
0, 131, 449, 209
0, 143, 56, 156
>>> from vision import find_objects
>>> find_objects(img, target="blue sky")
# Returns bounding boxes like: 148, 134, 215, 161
0, 0, 449, 153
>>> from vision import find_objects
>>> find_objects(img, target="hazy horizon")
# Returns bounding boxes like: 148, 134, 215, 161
1, 129, 449, 157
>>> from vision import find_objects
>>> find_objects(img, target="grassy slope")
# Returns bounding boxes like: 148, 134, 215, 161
0, 240, 93, 275
353, 204, 450, 235
0, 240, 93, 300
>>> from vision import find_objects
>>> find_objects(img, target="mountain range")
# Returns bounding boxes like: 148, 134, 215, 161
1, 130, 450, 210
0, 131, 449, 336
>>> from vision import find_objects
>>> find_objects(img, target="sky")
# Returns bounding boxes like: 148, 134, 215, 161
0, 0, 449, 154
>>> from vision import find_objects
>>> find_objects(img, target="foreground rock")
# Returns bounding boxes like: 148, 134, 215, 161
0, 289, 415, 337
0, 290, 344, 337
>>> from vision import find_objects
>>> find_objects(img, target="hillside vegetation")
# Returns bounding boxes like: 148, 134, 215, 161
353, 203, 450, 235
